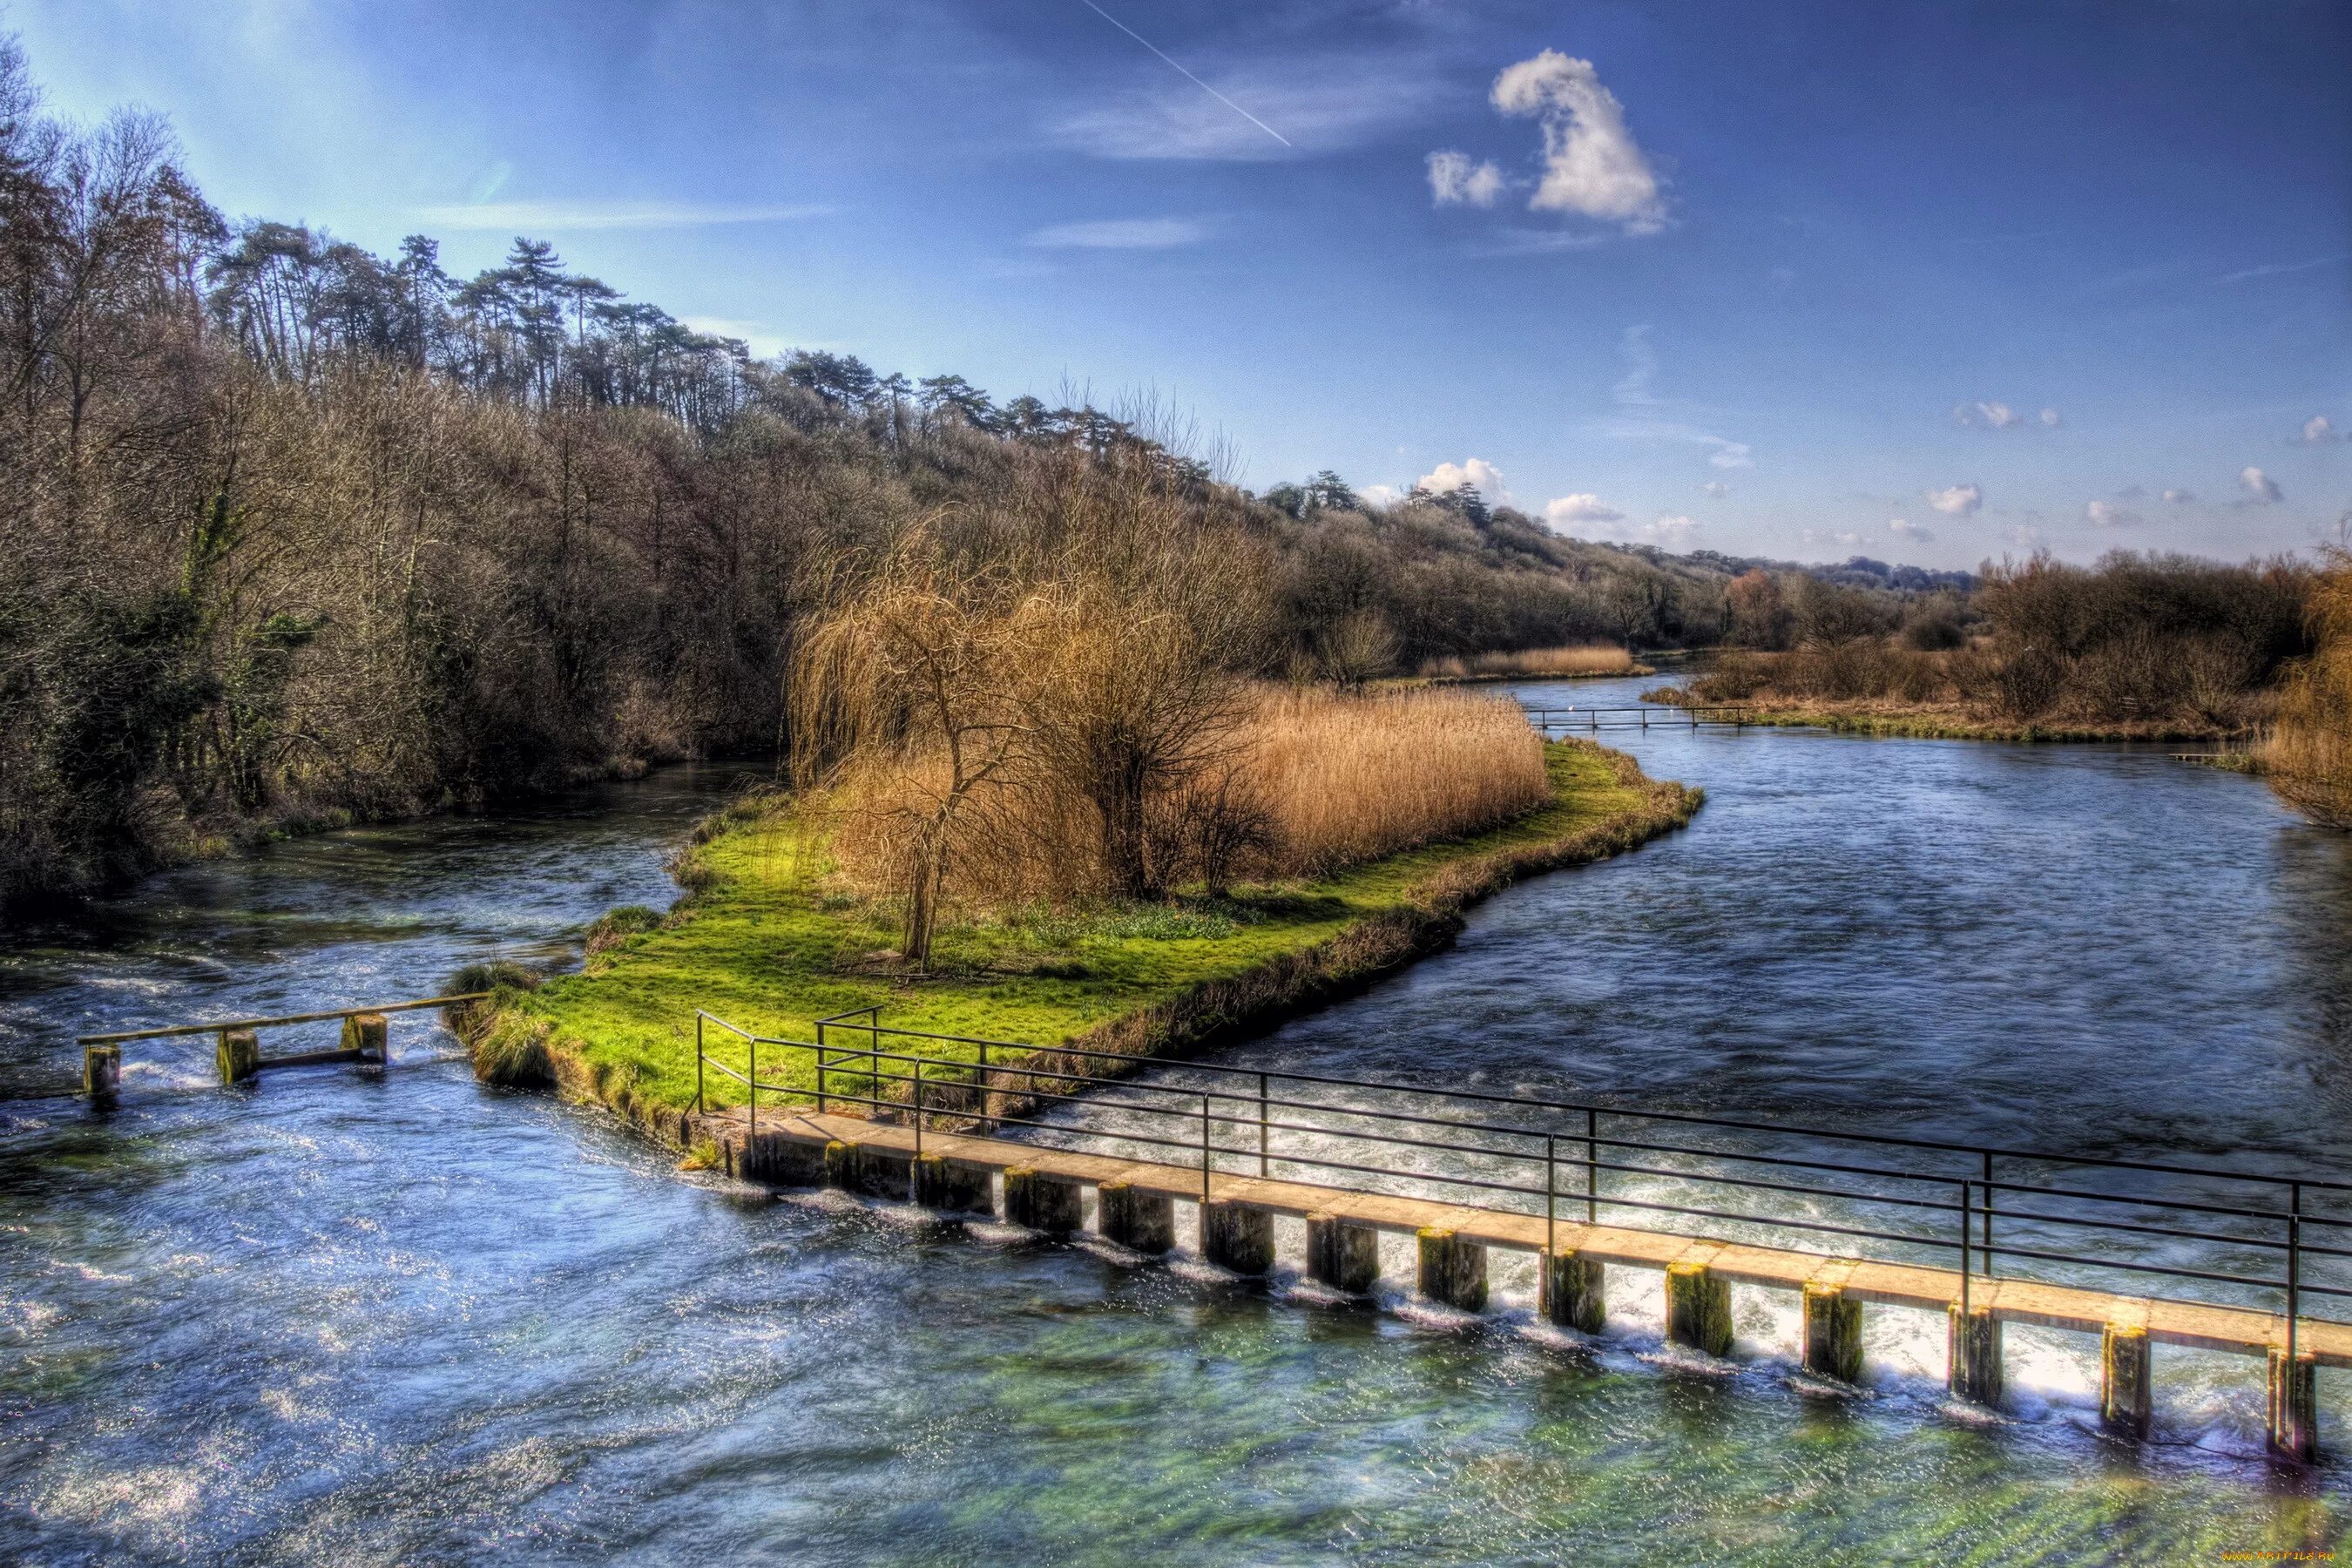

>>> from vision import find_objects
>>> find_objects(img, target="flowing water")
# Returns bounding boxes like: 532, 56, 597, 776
5, 685, 2351, 1565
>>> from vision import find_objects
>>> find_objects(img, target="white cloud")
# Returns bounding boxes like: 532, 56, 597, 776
1700, 480, 1728, 497
1888, 518, 1934, 542
1026, 217, 1212, 249
416, 199, 830, 231
1952, 400, 2061, 430
1426, 150, 1504, 207
1481, 51, 1666, 234
1643, 513, 1700, 544
1357, 483, 1405, 509
1926, 483, 1984, 516
2162, 488, 2194, 504
2303, 415, 2340, 444
2240, 466, 2284, 504
676, 315, 791, 358
2085, 500, 2139, 529
1417, 457, 1508, 500
1543, 493, 1624, 528
1803, 528, 1869, 550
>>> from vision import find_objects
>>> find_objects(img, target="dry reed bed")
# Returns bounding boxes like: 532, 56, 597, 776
1419, 645, 1635, 680
2261, 552, 2352, 827
1237, 686, 1550, 874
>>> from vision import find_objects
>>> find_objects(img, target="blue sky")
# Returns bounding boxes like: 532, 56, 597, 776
16, 0, 2350, 568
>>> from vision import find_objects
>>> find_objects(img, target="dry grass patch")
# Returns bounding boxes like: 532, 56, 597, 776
1420, 645, 1635, 680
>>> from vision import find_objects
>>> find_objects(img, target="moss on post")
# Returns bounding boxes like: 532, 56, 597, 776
84, 1044, 121, 1105
823, 1139, 861, 1191
1199, 1198, 1274, 1275
216, 1028, 260, 1085
914, 1152, 992, 1213
1665, 1261, 1732, 1356
2100, 1322, 2152, 1438
1305, 1212, 1380, 1294
1004, 1166, 1082, 1233
340, 1011, 390, 1063
1541, 1248, 1605, 1334
1416, 1227, 1488, 1312
1947, 1304, 2003, 1406
2268, 1348, 2318, 1463
1098, 1179, 1176, 1254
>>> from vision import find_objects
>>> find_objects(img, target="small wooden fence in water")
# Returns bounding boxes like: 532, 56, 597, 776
694, 1008, 2349, 1463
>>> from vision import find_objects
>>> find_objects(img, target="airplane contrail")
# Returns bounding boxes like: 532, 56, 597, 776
1076, 0, 1292, 150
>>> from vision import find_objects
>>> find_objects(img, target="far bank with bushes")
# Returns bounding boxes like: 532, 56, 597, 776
448, 737, 1700, 1152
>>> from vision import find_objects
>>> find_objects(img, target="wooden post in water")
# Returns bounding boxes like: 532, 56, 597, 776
1665, 1261, 1732, 1356
1098, 1179, 1175, 1254
914, 1152, 991, 1214
340, 1011, 389, 1063
1947, 1304, 2003, 1405
216, 1028, 260, 1085
1801, 1284, 1863, 1382
83, 1044, 121, 1105
1003, 1167, 1083, 1233
1305, 1212, 1380, 1294
1199, 1198, 1274, 1275
2268, 1348, 2318, 1463
823, 1139, 858, 1191
1541, 1249, 1605, 1333
2099, 1323, 2152, 1438
1416, 1227, 1487, 1312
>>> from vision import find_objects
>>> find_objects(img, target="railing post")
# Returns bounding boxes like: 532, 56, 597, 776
1584, 1107, 1598, 1224
2289, 1181, 2302, 1372
749, 1034, 757, 1141
914, 1062, 923, 1159
1258, 1071, 1269, 1177
695, 1013, 705, 1115
1200, 1093, 1212, 1200
815, 1021, 828, 1113
1959, 1179, 1971, 1315
978, 1039, 990, 1132
1980, 1150, 1994, 1277
1546, 1134, 1558, 1258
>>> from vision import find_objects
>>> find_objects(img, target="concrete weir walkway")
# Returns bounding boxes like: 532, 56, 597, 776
714, 1105, 2346, 1460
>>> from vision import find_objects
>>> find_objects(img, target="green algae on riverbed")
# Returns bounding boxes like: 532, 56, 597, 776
466, 739, 1699, 1119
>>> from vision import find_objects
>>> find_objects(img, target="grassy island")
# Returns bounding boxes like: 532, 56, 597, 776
455, 737, 1698, 1135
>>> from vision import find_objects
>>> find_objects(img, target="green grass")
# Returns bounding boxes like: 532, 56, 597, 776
479, 740, 1696, 1120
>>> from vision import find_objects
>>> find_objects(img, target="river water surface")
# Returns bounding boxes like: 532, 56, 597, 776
5, 680, 2351, 1565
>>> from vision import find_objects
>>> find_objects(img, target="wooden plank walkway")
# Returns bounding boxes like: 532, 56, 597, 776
725, 1107, 2352, 1368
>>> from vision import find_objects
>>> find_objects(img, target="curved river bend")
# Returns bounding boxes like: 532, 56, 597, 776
4, 680, 2350, 1565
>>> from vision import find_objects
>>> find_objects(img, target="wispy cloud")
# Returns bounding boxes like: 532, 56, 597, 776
2240, 466, 2283, 504
2302, 415, 2340, 444
1926, 483, 1984, 515
2085, 499, 2139, 529
1427, 150, 1504, 208
2219, 252, 2350, 285
1057, 55, 1433, 160
1026, 217, 1213, 249
1595, 326, 1752, 467
415, 199, 829, 232
1952, 400, 2062, 430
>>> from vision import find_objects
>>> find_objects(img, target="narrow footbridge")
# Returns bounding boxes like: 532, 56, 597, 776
1524, 704, 1750, 731
697, 1010, 2347, 1463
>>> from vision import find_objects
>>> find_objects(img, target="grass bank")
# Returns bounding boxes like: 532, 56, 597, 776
451, 739, 1699, 1143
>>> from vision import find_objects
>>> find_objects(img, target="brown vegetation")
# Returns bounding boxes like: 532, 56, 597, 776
2261, 552, 2352, 827
1680, 551, 2311, 735
1417, 645, 1636, 680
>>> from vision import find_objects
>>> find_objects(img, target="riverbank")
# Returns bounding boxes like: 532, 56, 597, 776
451, 739, 1699, 1147
1639, 686, 2244, 743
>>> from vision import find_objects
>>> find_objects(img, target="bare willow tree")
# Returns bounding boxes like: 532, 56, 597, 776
790, 527, 1032, 963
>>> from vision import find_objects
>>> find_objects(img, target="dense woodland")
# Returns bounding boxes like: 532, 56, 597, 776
2, 38, 2340, 907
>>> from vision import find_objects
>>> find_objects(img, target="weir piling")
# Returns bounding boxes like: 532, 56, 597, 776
216, 1028, 261, 1085
1200, 1199, 1274, 1275
1949, 1305, 2004, 1406
1665, 1261, 1733, 1357
82, 1044, 120, 1105
1306, 1212, 1381, 1294
1802, 1283, 1864, 1383
1541, 1248, 1606, 1334
1098, 1179, 1176, 1254
1416, 1227, 1488, 1312
915, 1152, 992, 1214
2100, 1322, 2152, 1439
2269, 1349, 2319, 1463
1004, 1167, 1083, 1233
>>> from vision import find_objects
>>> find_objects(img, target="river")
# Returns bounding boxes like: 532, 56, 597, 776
4, 680, 2349, 1564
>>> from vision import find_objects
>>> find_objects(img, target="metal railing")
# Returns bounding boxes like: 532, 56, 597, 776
696, 1010, 2352, 1360
1524, 705, 1751, 731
